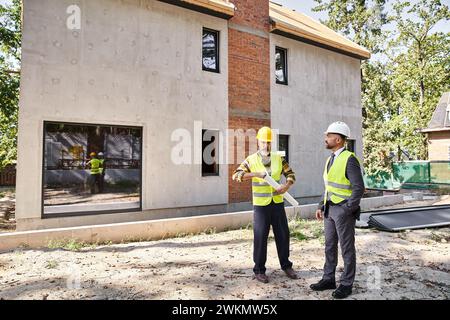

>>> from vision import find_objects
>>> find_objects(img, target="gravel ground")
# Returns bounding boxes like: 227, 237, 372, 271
0, 204, 449, 300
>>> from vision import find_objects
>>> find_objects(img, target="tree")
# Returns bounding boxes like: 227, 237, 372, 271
0, 0, 21, 169
313, 0, 392, 175
312, 0, 389, 54
313, 0, 450, 176
389, 0, 450, 160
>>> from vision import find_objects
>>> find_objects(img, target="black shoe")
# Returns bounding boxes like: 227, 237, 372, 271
310, 279, 336, 291
332, 285, 352, 299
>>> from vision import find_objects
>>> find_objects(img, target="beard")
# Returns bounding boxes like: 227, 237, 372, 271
259, 149, 270, 157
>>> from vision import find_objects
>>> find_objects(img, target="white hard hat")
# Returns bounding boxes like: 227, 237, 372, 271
324, 121, 351, 138
98, 152, 104, 156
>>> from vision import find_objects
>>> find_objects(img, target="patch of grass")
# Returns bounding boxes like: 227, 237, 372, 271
430, 231, 450, 243
47, 239, 90, 251
18, 243, 30, 250
289, 218, 325, 243
47, 238, 117, 250
291, 230, 308, 241
202, 227, 216, 235
174, 232, 194, 239
88, 240, 114, 249
45, 260, 59, 269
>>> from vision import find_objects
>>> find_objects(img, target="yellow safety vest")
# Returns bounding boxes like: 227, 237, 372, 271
90, 158, 101, 175
323, 150, 358, 205
248, 152, 284, 206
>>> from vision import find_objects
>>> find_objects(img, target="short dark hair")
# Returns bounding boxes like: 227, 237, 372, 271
338, 134, 347, 141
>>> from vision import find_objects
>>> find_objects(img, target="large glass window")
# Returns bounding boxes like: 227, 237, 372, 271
202, 28, 220, 73
275, 47, 288, 85
43, 122, 142, 216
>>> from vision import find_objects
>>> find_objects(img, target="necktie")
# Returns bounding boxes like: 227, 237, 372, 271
327, 153, 335, 173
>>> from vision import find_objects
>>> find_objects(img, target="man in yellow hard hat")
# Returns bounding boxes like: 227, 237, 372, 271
232, 126, 298, 283
86, 152, 102, 194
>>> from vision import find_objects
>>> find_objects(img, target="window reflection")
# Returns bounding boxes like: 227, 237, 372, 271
203, 28, 219, 72
43, 122, 142, 216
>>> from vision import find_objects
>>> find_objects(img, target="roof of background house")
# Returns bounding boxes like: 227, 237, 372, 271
422, 92, 450, 133
269, 1, 371, 60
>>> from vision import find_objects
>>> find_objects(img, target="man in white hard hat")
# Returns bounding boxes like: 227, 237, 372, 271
232, 127, 299, 283
310, 121, 365, 299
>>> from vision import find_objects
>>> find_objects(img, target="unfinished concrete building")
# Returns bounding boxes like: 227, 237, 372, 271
16, 0, 370, 230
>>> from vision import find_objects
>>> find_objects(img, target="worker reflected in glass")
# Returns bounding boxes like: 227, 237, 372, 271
232, 126, 299, 283
87, 152, 102, 194
310, 121, 365, 299
98, 152, 106, 193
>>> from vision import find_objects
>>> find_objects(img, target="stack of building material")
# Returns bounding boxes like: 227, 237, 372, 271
356, 205, 450, 231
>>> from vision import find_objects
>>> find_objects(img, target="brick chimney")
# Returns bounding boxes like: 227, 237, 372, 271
228, 0, 271, 203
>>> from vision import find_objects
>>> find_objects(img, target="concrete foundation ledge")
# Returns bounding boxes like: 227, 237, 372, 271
0, 194, 404, 252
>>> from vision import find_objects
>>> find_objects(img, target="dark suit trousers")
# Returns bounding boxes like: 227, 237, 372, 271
323, 202, 356, 286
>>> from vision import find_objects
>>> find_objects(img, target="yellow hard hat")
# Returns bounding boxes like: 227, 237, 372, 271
256, 126, 272, 142
90, 152, 96, 157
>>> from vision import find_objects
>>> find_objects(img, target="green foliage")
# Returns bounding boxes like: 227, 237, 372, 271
289, 218, 325, 243
44, 260, 59, 269
0, 0, 21, 169
314, 0, 450, 176
313, 0, 389, 54
47, 238, 90, 251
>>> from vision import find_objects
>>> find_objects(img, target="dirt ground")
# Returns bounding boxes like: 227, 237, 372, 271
0, 205, 449, 300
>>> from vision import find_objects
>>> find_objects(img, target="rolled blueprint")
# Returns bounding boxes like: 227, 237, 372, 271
264, 173, 299, 207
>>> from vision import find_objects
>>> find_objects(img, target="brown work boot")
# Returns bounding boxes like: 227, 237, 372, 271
284, 268, 299, 280
254, 273, 269, 283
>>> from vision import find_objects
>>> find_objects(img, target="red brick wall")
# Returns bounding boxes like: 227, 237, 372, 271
228, 0, 270, 203
229, 0, 270, 31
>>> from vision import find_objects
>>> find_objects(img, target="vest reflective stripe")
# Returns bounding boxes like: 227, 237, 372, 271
327, 191, 351, 200
253, 193, 273, 197
326, 181, 352, 190
90, 159, 101, 175
252, 180, 281, 187
248, 152, 284, 206
323, 150, 357, 205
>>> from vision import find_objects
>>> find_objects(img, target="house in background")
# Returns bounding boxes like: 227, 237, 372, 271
16, 0, 370, 231
422, 92, 450, 161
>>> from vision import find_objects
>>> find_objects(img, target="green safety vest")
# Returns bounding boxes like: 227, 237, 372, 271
248, 152, 284, 206
99, 159, 104, 174
323, 150, 358, 205
90, 158, 101, 175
